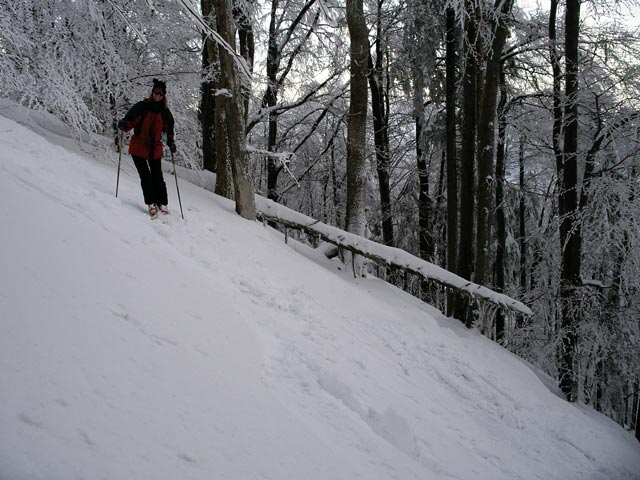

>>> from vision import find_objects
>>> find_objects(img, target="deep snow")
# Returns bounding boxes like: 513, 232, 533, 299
1, 103, 639, 480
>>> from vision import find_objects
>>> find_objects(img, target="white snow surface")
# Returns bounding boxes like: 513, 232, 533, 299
1, 104, 639, 480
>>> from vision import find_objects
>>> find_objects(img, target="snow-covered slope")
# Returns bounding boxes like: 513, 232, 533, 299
1, 107, 638, 480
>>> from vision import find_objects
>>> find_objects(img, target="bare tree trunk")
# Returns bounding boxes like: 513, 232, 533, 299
548, 0, 584, 402
455, 0, 478, 324
445, 6, 458, 317
201, 0, 232, 196
331, 140, 340, 228
557, 0, 582, 402
414, 66, 433, 260
200, 82, 217, 173
368, 0, 394, 247
265, 0, 281, 201
215, 0, 256, 219
634, 381, 640, 443
494, 66, 508, 343
345, 0, 369, 272
475, 0, 514, 289
214, 94, 232, 198
201, 0, 217, 173
234, 0, 254, 126
518, 136, 527, 292
549, 0, 563, 164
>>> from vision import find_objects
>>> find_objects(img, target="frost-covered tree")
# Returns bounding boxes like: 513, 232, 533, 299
345, 0, 369, 272
213, 0, 257, 219
0, 0, 127, 135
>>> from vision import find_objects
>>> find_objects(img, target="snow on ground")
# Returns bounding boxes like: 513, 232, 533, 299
1, 104, 639, 480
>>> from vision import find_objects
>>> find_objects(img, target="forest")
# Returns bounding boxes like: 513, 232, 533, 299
1, 0, 638, 440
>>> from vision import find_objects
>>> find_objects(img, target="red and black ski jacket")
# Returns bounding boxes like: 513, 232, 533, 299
122, 99, 175, 160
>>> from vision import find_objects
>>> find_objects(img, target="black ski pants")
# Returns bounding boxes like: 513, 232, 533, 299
132, 156, 168, 206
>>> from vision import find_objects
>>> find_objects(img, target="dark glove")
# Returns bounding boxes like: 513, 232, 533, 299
168, 140, 177, 154
117, 119, 126, 131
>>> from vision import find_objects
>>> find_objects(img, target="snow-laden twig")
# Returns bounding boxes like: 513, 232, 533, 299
246, 146, 300, 188
106, 0, 149, 46
177, 0, 252, 83
317, 0, 338, 27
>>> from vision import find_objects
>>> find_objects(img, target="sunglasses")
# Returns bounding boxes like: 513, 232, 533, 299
152, 89, 165, 96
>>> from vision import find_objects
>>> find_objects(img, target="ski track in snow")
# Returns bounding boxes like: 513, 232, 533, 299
1, 105, 639, 480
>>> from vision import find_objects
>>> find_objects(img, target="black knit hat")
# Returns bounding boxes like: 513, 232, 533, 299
152, 78, 166, 95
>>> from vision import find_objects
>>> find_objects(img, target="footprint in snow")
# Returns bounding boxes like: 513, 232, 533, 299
18, 413, 44, 430
237, 280, 265, 298
177, 453, 198, 464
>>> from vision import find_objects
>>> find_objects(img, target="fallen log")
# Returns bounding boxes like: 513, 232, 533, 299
256, 198, 532, 317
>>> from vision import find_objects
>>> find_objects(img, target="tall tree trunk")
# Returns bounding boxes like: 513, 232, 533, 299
368, 0, 393, 247
234, 0, 254, 126
415, 65, 434, 301
202, 0, 231, 196
455, 0, 478, 324
518, 136, 527, 292
214, 91, 232, 197
215, 0, 256, 219
201, 0, 217, 174
329, 139, 339, 227
345, 0, 369, 272
265, 0, 281, 201
557, 0, 582, 402
494, 66, 508, 343
445, 6, 458, 316
475, 0, 514, 289
200, 82, 217, 173
549, 0, 563, 163
414, 66, 432, 260
436, 150, 447, 267
634, 381, 640, 443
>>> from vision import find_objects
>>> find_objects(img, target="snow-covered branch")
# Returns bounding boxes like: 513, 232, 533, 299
177, 0, 252, 83
256, 198, 533, 317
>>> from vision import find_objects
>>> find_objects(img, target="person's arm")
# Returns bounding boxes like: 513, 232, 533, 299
119, 101, 146, 132
164, 109, 176, 152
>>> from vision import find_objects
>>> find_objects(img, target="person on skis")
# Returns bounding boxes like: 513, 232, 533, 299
118, 79, 176, 217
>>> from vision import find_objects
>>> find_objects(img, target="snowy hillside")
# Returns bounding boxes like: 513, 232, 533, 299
1, 105, 639, 480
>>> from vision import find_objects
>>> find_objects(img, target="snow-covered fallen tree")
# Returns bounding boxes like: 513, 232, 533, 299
256, 197, 532, 317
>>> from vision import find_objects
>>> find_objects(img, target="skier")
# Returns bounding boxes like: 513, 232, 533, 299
118, 79, 177, 217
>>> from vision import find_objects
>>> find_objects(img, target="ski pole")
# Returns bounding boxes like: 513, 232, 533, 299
171, 150, 184, 219
115, 129, 124, 197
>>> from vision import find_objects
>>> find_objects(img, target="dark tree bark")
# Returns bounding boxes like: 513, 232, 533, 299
201, 0, 217, 173
518, 136, 527, 293
474, 0, 514, 289
549, 0, 563, 164
368, 0, 394, 247
445, 6, 458, 316
415, 83, 433, 261
213, 90, 232, 198
556, 0, 582, 402
215, 0, 256, 219
201, 0, 231, 196
345, 0, 369, 245
234, 0, 254, 126
200, 81, 217, 173
494, 66, 508, 343
455, 0, 478, 324
264, 0, 281, 201
634, 381, 640, 443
